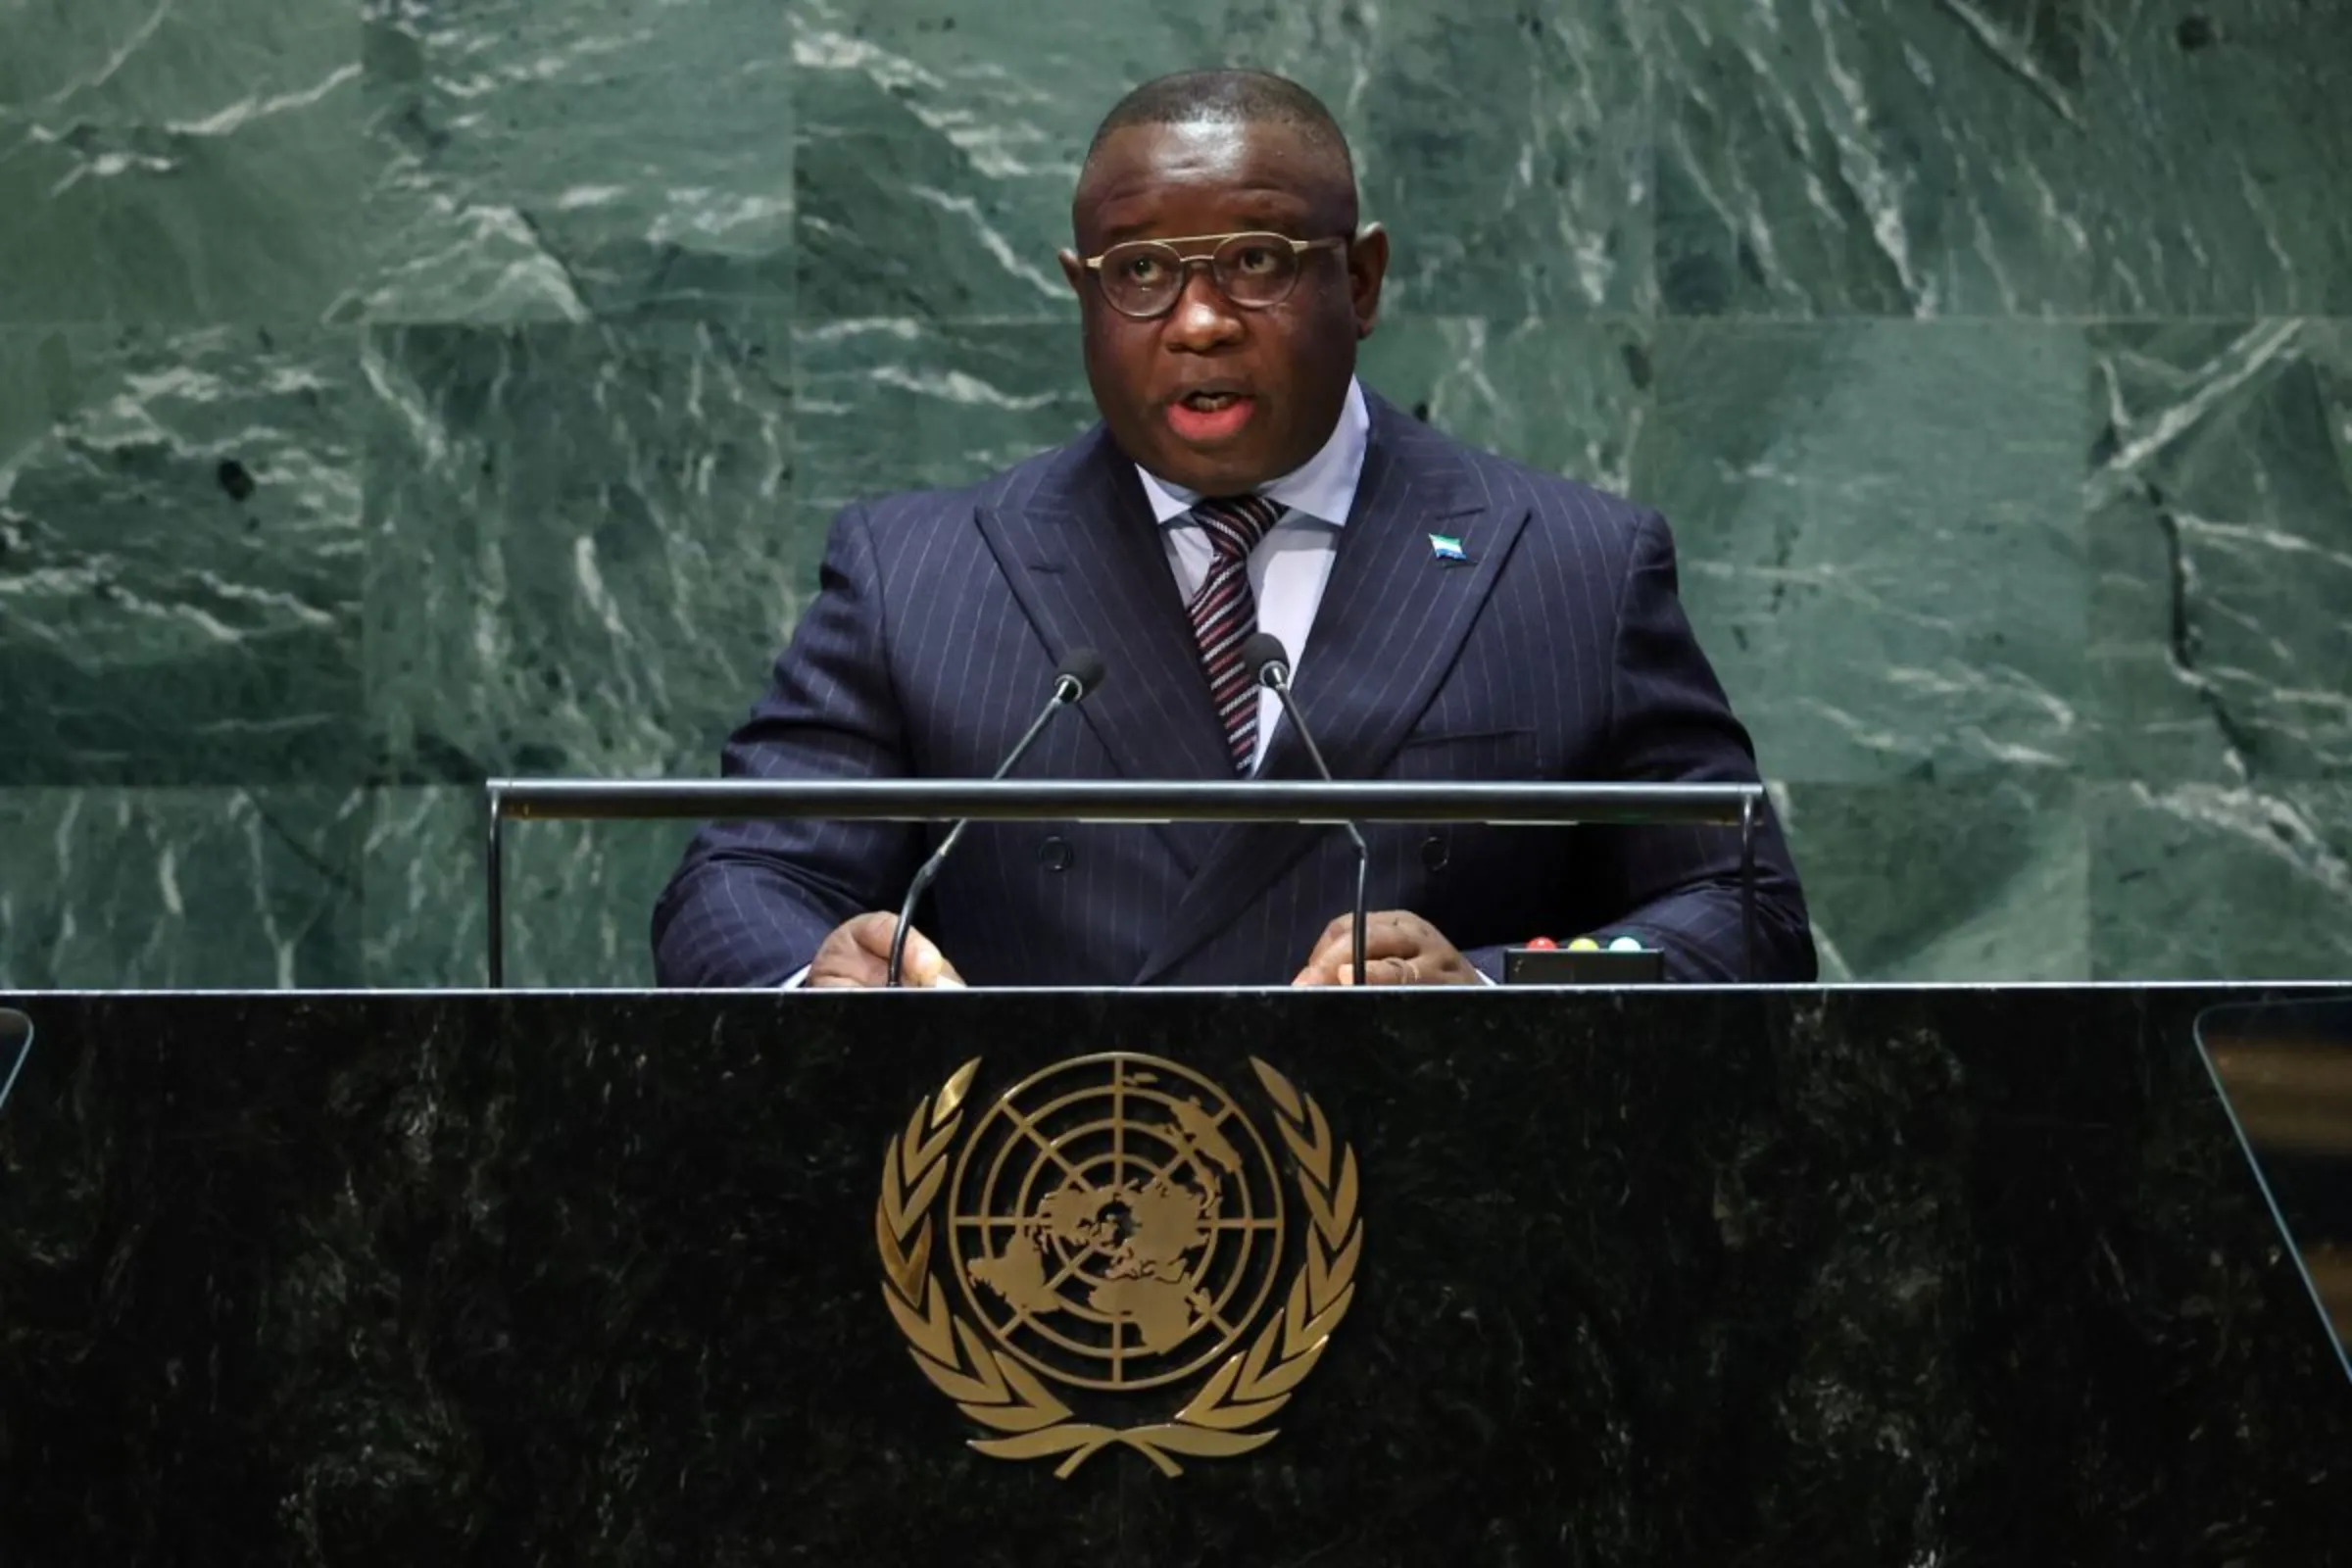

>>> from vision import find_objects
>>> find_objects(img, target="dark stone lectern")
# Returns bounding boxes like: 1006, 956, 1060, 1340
1, 987, 2347, 1565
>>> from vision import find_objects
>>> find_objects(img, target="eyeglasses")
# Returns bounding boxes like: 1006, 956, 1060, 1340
1080, 230, 1349, 319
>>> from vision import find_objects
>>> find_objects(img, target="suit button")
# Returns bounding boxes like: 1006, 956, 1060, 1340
1420, 833, 1448, 871
1039, 835, 1074, 872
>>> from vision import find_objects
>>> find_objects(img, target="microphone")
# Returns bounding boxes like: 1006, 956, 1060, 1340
1243, 632, 1368, 989
886, 648, 1106, 987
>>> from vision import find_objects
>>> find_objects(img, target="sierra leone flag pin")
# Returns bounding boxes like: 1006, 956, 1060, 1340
1428, 532, 1469, 564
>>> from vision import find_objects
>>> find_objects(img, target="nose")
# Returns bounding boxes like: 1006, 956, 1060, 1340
1160, 262, 1244, 351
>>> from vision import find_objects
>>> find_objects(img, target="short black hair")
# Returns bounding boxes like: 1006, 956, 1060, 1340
1086, 69, 1353, 175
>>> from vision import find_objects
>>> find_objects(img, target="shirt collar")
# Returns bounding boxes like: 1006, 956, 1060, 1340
1134, 377, 1369, 529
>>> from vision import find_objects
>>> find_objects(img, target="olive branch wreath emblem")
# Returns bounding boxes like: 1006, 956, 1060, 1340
875, 1056, 1361, 1478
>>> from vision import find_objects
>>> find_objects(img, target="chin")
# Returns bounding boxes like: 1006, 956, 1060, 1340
1130, 447, 1224, 495
1164, 439, 1288, 494
1109, 411, 1284, 495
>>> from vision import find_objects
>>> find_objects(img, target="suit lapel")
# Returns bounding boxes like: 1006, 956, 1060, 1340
976, 425, 1229, 873
1137, 395, 1532, 981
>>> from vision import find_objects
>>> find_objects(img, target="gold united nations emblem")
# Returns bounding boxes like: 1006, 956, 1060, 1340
875, 1053, 1361, 1477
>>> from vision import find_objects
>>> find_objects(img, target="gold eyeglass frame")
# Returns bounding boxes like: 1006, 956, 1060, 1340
1080, 230, 1350, 318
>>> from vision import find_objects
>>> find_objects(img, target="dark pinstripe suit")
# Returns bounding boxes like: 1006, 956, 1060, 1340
653, 393, 1814, 987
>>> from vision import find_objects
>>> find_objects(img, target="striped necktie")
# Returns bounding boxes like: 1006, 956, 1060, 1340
1185, 494, 1284, 772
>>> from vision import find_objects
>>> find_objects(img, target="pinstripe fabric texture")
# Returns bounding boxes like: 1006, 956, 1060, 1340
1185, 495, 1285, 772
652, 393, 1816, 989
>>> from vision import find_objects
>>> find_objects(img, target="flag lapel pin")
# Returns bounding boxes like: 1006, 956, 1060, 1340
1428, 532, 1469, 564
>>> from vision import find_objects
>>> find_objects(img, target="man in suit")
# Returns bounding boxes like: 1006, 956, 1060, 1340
654, 69, 1814, 990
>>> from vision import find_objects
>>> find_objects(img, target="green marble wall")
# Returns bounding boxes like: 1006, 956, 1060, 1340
2, 0, 2347, 988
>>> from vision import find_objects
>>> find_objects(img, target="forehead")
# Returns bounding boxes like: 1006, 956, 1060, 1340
1076, 120, 1338, 243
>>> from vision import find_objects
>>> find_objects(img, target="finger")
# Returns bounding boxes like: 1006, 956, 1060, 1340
1298, 927, 1414, 987
1357, 926, 1426, 959
1295, 935, 1359, 985
1335, 955, 1418, 986
1321, 930, 1423, 976
1297, 925, 1350, 976
1299, 907, 1427, 984
820, 914, 959, 988
845, 913, 961, 987
1370, 912, 1471, 981
1298, 935, 1344, 975
900, 928, 964, 989
808, 938, 888, 988
845, 911, 901, 958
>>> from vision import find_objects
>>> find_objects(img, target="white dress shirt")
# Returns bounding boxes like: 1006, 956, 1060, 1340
1134, 377, 1370, 773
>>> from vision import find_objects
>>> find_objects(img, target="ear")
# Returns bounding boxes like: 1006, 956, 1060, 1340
1057, 248, 1087, 297
1347, 223, 1389, 340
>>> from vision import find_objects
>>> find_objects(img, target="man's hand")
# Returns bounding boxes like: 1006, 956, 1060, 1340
1292, 910, 1482, 986
808, 912, 965, 989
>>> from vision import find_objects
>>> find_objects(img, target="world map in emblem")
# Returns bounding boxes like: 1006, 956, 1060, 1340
948, 1053, 1288, 1393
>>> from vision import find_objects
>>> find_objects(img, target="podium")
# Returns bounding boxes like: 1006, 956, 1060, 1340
1, 985, 2348, 1564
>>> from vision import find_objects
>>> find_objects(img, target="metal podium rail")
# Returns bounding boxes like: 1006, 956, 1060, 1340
481, 778, 1768, 987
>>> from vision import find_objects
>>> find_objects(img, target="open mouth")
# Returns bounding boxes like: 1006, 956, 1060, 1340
1165, 388, 1258, 443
